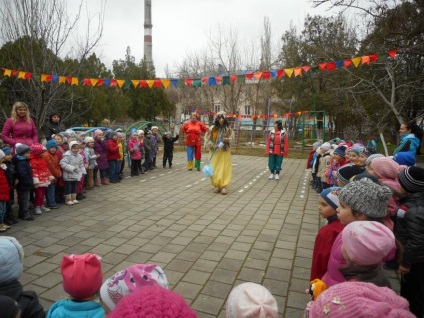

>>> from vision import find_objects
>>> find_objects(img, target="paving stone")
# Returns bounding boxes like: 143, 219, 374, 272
26, 261, 56, 276
191, 294, 226, 316
182, 270, 211, 285
217, 258, 244, 272
210, 268, 238, 284
238, 267, 265, 284
224, 249, 248, 261
286, 290, 310, 310
32, 272, 63, 289
201, 280, 232, 299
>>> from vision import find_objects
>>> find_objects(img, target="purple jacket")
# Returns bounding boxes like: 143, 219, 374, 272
151, 133, 161, 157
93, 138, 108, 170
2, 117, 39, 147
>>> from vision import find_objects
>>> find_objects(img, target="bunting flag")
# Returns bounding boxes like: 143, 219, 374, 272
0, 49, 398, 89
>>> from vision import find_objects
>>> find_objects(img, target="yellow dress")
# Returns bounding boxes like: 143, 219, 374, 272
205, 125, 234, 189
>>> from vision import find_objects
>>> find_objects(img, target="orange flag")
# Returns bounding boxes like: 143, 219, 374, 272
302, 66, 311, 73
361, 56, 370, 65
41, 74, 49, 82
254, 72, 262, 80
294, 67, 302, 77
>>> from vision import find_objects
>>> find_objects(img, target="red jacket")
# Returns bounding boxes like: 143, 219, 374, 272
181, 121, 208, 147
44, 152, 62, 179
0, 168, 10, 201
30, 154, 53, 187
106, 139, 120, 160
1, 117, 38, 147
266, 129, 288, 156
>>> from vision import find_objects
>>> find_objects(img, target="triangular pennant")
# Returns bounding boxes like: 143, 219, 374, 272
230, 75, 237, 83
117, 79, 125, 88
171, 79, 178, 87
66, 76, 72, 84
110, 79, 117, 87
25, 72, 32, 80
335, 60, 344, 69
192, 78, 202, 87
222, 76, 231, 85
388, 49, 397, 59
208, 77, 217, 86
215, 76, 222, 84
302, 66, 311, 73
254, 72, 262, 80
201, 77, 208, 84
104, 79, 111, 87
3, 69, 12, 77
123, 80, 132, 90
285, 68, 294, 78
90, 79, 99, 86
146, 80, 155, 88
185, 78, 193, 87
59, 76, 66, 84
326, 62, 336, 71
352, 57, 361, 67
18, 71, 26, 79
361, 56, 370, 65
97, 79, 104, 86
52, 75, 59, 83
83, 78, 91, 86
41, 74, 49, 82
294, 67, 302, 77
377, 54, 387, 63
71, 77, 79, 86
262, 71, 271, 80
369, 54, 378, 63
131, 80, 140, 88
161, 79, 170, 88
245, 73, 254, 80
12, 70, 18, 76
277, 69, 285, 78
343, 59, 353, 68
270, 70, 277, 78
319, 63, 327, 71
140, 80, 148, 88
153, 80, 162, 88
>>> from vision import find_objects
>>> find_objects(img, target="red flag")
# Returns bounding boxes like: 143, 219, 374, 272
302, 66, 311, 73
326, 62, 336, 71
83, 78, 91, 86
153, 80, 162, 88
140, 80, 148, 88
388, 49, 397, 59
277, 69, 285, 78
369, 54, 378, 63
230, 75, 237, 83
262, 71, 271, 80
343, 59, 353, 68
25, 72, 32, 79
245, 73, 254, 80
185, 78, 193, 87
97, 79, 104, 86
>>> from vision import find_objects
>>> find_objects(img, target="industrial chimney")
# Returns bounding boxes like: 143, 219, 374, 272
144, 0, 153, 70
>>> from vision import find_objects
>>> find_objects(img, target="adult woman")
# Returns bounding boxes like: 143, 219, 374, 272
43, 112, 66, 141
393, 121, 423, 156
2, 102, 38, 148
181, 113, 208, 171
205, 112, 234, 194
266, 119, 288, 180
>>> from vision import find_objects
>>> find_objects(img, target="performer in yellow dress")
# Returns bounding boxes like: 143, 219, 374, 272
205, 111, 234, 195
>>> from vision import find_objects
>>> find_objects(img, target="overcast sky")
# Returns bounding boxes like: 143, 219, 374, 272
67, 0, 334, 78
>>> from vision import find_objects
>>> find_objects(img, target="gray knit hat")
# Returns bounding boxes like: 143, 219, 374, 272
365, 153, 385, 166
338, 178, 392, 218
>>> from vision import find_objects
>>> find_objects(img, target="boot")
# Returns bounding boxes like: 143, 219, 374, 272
65, 195, 74, 205
195, 160, 201, 171
23, 212, 35, 221
86, 170, 94, 189
187, 161, 194, 171
94, 178, 100, 187
5, 209, 18, 225
101, 177, 109, 185
71, 194, 79, 204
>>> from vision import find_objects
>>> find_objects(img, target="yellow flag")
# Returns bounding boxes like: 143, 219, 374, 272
131, 80, 140, 88
3, 69, 11, 77
41, 74, 48, 82
285, 68, 294, 78
117, 80, 125, 88
59, 76, 66, 84
90, 79, 99, 86
18, 71, 26, 79
71, 77, 79, 86
146, 80, 154, 88
161, 79, 170, 88
352, 57, 361, 67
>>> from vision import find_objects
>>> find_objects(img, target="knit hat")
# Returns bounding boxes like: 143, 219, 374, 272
308, 282, 415, 318
226, 282, 278, 318
351, 173, 380, 184
100, 264, 169, 311
333, 146, 346, 158
2, 147, 12, 155
30, 143, 46, 156
15, 143, 30, 156
46, 140, 58, 150
94, 129, 103, 136
370, 157, 404, 180
151, 126, 158, 130
398, 166, 424, 193
320, 187, 341, 210
108, 285, 197, 318
342, 221, 395, 265
131, 132, 138, 137
146, 130, 152, 135
392, 152, 416, 167
336, 165, 363, 186
365, 153, 385, 166
320, 142, 331, 152
0, 150, 4, 160
137, 130, 144, 135
275, 119, 283, 125
84, 137, 94, 143
165, 131, 172, 135
349, 145, 364, 156
61, 253, 103, 300
0, 295, 20, 318
338, 178, 392, 218
0, 237, 24, 283
69, 141, 79, 149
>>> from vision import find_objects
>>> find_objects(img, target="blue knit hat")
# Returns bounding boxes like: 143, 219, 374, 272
46, 139, 58, 150
320, 187, 341, 210
2, 147, 12, 155
392, 152, 416, 167
0, 237, 24, 283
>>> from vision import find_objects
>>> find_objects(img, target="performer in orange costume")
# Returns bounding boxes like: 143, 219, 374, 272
181, 113, 208, 171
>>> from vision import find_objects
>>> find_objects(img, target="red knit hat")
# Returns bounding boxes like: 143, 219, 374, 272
61, 253, 103, 300
108, 285, 197, 318
30, 143, 45, 156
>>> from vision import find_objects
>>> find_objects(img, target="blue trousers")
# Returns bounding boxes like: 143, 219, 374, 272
268, 154, 283, 173
108, 160, 120, 182
46, 183, 57, 207
0, 201, 6, 224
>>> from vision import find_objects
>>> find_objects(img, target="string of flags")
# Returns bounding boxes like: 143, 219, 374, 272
1, 49, 397, 89
191, 110, 309, 118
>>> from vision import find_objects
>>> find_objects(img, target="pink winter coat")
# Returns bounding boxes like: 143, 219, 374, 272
128, 137, 141, 160
2, 117, 39, 147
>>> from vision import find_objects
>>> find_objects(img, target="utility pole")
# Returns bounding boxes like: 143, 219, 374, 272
144, 0, 153, 71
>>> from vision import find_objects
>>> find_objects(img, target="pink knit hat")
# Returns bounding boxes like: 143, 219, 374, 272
30, 143, 46, 156
94, 129, 103, 136
371, 157, 405, 180
108, 285, 197, 318
61, 253, 103, 300
342, 221, 395, 265
308, 281, 414, 318
226, 282, 278, 318
100, 264, 169, 311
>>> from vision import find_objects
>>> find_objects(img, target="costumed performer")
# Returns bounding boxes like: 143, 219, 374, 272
181, 112, 208, 171
266, 119, 288, 180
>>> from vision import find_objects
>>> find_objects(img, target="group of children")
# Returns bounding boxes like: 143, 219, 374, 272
307, 138, 424, 317
0, 236, 283, 318
0, 126, 180, 231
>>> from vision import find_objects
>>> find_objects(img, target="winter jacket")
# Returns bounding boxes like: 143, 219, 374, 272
266, 129, 288, 156
181, 120, 208, 147
128, 137, 142, 160
60, 151, 86, 181
93, 138, 108, 169
320, 152, 332, 183
44, 151, 62, 179
144, 137, 152, 154
4, 161, 15, 188
118, 140, 124, 160
1, 117, 39, 147
162, 134, 179, 154
339, 264, 392, 288
30, 154, 53, 187
394, 133, 421, 155
150, 133, 159, 157
84, 147, 98, 169
47, 299, 104, 318
12, 155, 34, 191
0, 167, 10, 201
0, 279, 45, 318
394, 192, 424, 269
312, 153, 322, 175
106, 139, 120, 161
42, 114, 66, 141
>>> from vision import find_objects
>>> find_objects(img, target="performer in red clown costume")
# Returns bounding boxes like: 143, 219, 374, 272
181, 113, 208, 171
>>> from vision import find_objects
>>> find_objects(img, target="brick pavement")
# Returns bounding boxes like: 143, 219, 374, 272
2, 152, 401, 317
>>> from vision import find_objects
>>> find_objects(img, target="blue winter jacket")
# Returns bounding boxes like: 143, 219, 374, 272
46, 299, 105, 318
394, 133, 420, 155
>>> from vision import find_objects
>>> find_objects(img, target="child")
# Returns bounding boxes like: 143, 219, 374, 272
326, 146, 347, 186
392, 151, 416, 167
0, 237, 45, 317
2, 147, 17, 225
317, 142, 331, 191
76, 140, 88, 200
93, 129, 109, 185
395, 166, 424, 317
151, 126, 161, 169
348, 144, 365, 167
162, 131, 179, 168
226, 282, 278, 318
138, 130, 145, 174
106, 131, 120, 184
305, 282, 415, 318
0, 150, 11, 231
43, 140, 62, 209
60, 141, 86, 205
336, 164, 363, 187
12, 144, 35, 220
47, 253, 104, 317
108, 285, 197, 318
340, 221, 395, 287
128, 132, 142, 176
53, 133, 67, 203
311, 147, 323, 193
117, 132, 126, 179
30, 143, 53, 215
142, 130, 153, 171
306, 141, 322, 170
100, 263, 169, 313
321, 178, 393, 287
310, 187, 344, 281
84, 137, 97, 189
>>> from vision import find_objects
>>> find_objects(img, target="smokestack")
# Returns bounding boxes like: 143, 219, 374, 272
144, 0, 153, 70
